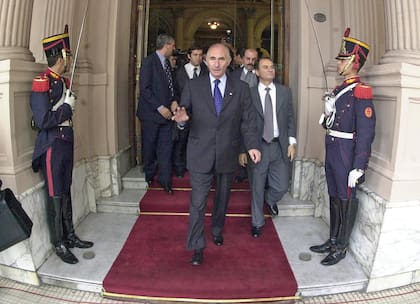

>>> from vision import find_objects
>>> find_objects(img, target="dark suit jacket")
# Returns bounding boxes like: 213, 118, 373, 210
136, 52, 179, 123
250, 82, 296, 162
229, 67, 244, 82
176, 63, 208, 94
180, 74, 260, 174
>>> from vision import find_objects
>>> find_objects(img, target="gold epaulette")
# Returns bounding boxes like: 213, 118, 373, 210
32, 76, 50, 92
354, 83, 372, 99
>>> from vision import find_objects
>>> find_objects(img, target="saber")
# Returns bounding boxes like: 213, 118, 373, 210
69, 4, 88, 91
304, 0, 329, 91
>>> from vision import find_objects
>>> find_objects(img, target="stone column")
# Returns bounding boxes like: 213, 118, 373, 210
0, 0, 35, 61
344, 0, 385, 65
359, 0, 420, 292
173, 9, 184, 50
30, 0, 76, 63
244, 8, 256, 48
380, 0, 420, 65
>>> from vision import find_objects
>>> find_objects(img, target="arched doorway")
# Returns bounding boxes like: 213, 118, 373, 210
130, 0, 289, 166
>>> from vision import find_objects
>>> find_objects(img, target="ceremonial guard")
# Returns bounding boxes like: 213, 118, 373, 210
310, 28, 376, 265
30, 26, 93, 264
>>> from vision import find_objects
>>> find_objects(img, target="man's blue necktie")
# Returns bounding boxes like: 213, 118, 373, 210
214, 79, 223, 116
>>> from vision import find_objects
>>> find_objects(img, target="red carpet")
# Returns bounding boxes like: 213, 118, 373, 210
102, 174, 298, 302
148, 171, 251, 190
103, 215, 298, 302
140, 190, 253, 215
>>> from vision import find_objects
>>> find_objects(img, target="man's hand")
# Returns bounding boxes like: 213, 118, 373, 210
64, 89, 77, 110
323, 92, 335, 116
171, 106, 189, 122
287, 144, 296, 161
348, 169, 364, 188
158, 106, 173, 120
170, 101, 179, 113
248, 149, 261, 164
238, 153, 248, 167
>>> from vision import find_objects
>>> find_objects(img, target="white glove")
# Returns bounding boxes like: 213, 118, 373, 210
348, 169, 364, 188
323, 92, 335, 116
64, 89, 77, 110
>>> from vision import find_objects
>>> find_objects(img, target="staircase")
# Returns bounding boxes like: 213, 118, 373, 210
96, 166, 315, 217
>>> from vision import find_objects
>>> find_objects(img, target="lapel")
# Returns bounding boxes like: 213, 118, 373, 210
201, 76, 216, 116
221, 76, 235, 114
153, 53, 169, 85
275, 83, 285, 117
251, 86, 264, 118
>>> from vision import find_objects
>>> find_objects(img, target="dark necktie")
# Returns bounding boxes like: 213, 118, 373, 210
193, 67, 198, 79
214, 79, 223, 116
164, 59, 174, 97
263, 87, 274, 142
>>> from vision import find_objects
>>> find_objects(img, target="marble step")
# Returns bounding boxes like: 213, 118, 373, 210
116, 166, 315, 216
121, 166, 148, 190
96, 189, 145, 214
96, 189, 314, 217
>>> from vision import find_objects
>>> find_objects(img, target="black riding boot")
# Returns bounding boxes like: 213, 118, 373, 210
310, 197, 340, 253
62, 193, 94, 249
46, 196, 78, 264
321, 198, 359, 266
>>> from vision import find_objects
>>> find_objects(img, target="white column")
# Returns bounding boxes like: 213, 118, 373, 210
0, 0, 35, 61
30, 0, 76, 63
380, 0, 420, 65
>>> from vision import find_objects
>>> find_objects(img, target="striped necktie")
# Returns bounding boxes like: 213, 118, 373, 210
164, 59, 174, 97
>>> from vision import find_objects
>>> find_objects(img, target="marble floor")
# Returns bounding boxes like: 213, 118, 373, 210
37, 189, 367, 297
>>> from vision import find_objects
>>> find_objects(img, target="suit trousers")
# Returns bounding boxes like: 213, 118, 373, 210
249, 141, 289, 228
141, 120, 173, 185
186, 170, 233, 250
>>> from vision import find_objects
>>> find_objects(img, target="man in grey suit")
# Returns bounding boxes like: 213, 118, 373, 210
173, 43, 261, 265
243, 57, 297, 238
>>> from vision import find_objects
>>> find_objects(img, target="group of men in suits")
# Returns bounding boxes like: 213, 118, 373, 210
170, 42, 296, 265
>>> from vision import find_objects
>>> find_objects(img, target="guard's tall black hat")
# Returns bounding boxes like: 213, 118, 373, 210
336, 28, 370, 70
42, 25, 71, 58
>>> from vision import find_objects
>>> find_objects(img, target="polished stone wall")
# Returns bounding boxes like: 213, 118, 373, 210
292, 158, 420, 292
0, 148, 130, 284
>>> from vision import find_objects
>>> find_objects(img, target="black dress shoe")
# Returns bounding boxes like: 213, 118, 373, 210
251, 226, 263, 238
321, 247, 347, 266
55, 244, 79, 264
310, 239, 334, 253
267, 204, 279, 216
191, 249, 203, 266
163, 184, 173, 194
158, 181, 173, 194
65, 233, 94, 249
213, 235, 224, 246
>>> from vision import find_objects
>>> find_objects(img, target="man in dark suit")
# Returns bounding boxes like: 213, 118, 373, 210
172, 46, 207, 177
136, 34, 179, 194
244, 57, 297, 238
173, 43, 261, 266
229, 48, 258, 87
230, 48, 259, 183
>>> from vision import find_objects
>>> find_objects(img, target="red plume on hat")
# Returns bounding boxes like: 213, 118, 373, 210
344, 27, 350, 37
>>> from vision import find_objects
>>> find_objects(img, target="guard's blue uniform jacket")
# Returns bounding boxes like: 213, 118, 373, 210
30, 69, 73, 173
323, 76, 376, 199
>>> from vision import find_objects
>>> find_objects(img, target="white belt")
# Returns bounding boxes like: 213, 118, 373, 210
58, 120, 72, 127
327, 129, 354, 139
